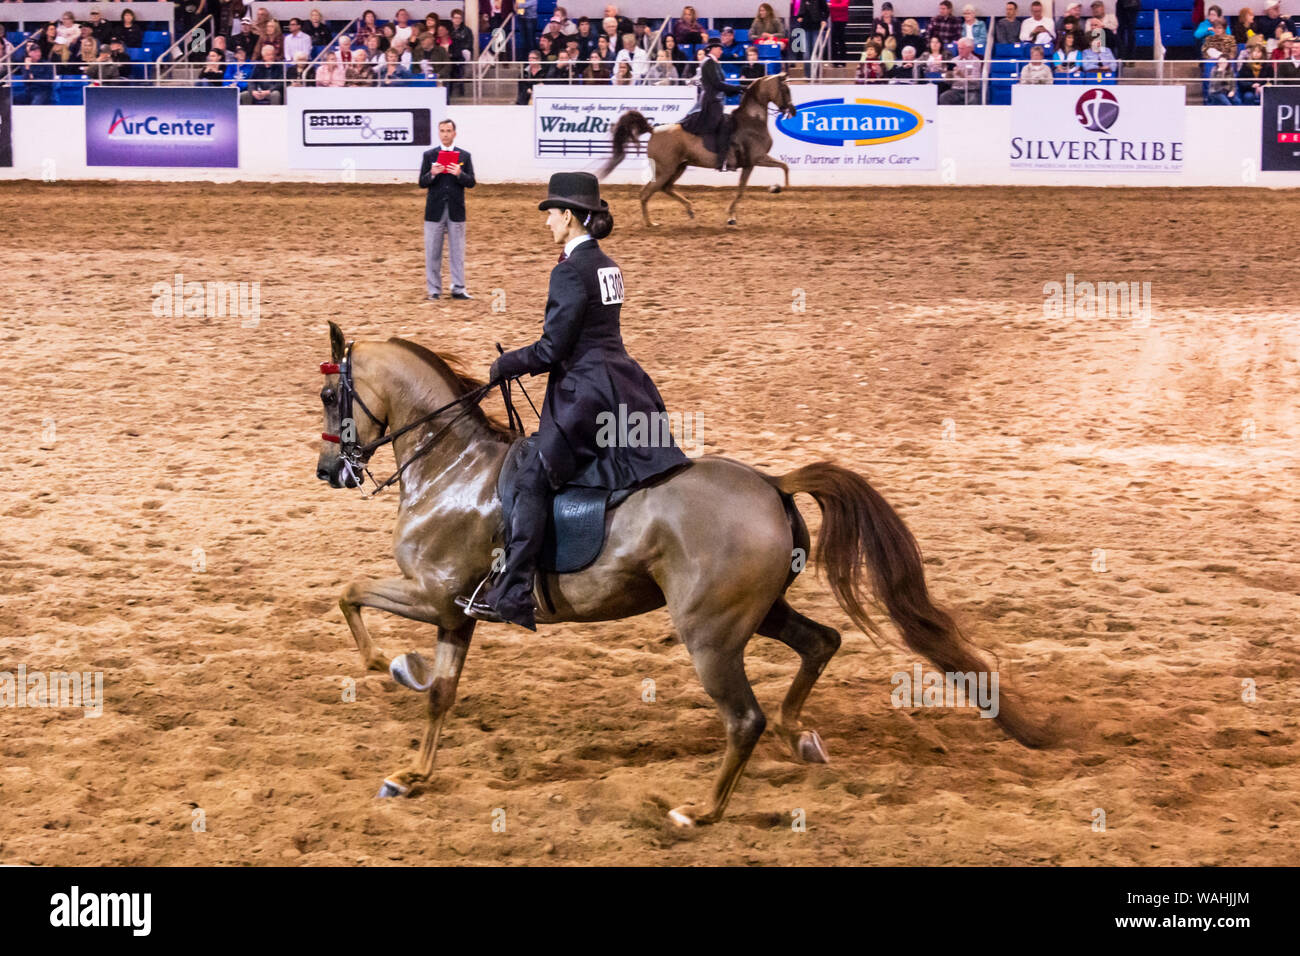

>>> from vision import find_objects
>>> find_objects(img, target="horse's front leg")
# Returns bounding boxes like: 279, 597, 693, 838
379, 621, 475, 798
752, 155, 789, 191
725, 165, 755, 226
339, 575, 429, 673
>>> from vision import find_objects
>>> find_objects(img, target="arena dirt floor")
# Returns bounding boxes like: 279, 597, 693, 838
3, 182, 1298, 866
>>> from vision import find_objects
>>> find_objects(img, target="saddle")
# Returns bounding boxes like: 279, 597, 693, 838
497, 436, 634, 574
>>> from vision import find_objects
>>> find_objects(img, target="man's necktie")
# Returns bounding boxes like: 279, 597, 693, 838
557, 251, 568, 263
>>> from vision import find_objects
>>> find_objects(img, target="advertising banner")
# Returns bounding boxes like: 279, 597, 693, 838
1010, 85, 1185, 173
770, 83, 938, 172
85, 87, 239, 168
1260, 86, 1300, 171
287, 86, 449, 170
532, 86, 695, 163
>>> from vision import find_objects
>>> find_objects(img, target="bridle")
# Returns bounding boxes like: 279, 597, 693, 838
319, 341, 522, 498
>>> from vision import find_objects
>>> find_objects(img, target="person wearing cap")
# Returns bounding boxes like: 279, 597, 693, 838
1256, 1, 1286, 42
679, 39, 746, 171
456, 173, 688, 631
718, 25, 746, 60
419, 118, 476, 300
88, 9, 119, 46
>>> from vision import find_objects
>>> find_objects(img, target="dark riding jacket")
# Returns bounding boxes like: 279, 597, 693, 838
493, 238, 689, 491
680, 57, 744, 137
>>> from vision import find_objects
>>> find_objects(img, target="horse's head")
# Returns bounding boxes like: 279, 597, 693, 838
770, 72, 796, 120
316, 321, 390, 488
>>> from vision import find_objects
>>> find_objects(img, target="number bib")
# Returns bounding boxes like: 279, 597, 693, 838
597, 267, 625, 305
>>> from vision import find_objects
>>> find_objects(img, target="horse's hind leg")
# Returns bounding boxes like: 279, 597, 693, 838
378, 621, 474, 798
669, 630, 767, 828
660, 163, 694, 219
640, 156, 685, 228
757, 599, 841, 763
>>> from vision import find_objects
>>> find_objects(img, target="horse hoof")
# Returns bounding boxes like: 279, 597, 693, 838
686, 209, 695, 219
726, 218, 737, 227
390, 652, 433, 692
795, 730, 830, 764
769, 185, 782, 194
667, 806, 697, 828
376, 779, 410, 799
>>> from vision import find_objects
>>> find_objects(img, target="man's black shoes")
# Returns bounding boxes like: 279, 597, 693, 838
451, 291, 473, 300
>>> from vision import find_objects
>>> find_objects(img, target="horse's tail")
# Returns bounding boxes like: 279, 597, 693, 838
769, 462, 1055, 748
600, 110, 654, 179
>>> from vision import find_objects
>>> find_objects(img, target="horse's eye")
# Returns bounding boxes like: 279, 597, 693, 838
321, 388, 336, 406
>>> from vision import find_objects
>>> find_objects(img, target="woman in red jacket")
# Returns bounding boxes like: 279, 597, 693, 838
829, 0, 850, 61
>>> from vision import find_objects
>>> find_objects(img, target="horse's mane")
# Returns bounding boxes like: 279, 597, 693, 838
738, 73, 773, 112
385, 337, 514, 441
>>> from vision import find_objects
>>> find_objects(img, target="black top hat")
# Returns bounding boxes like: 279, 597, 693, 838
537, 172, 608, 214
704, 37, 723, 50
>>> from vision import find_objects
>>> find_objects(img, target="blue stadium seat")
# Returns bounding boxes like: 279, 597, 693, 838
993, 42, 1022, 58
143, 30, 169, 45
756, 42, 782, 59
989, 78, 1014, 105
9, 78, 28, 105
734, 29, 748, 42
55, 77, 90, 105
1136, 12, 1154, 28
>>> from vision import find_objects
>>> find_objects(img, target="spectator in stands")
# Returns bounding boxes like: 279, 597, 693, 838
1272, 31, 1294, 59
1234, 8, 1258, 45
719, 26, 746, 60
263, 19, 286, 61
379, 23, 398, 54
752, 3, 787, 41
595, 34, 614, 62
927, 1, 962, 46
739, 44, 764, 82
1090, 1, 1118, 33
412, 32, 445, 80
376, 48, 412, 85
336, 35, 356, 63
224, 46, 253, 91
1194, 6, 1223, 39
354, 10, 380, 48
1055, 2, 1083, 38
685, 46, 708, 81
1082, 34, 1118, 70
346, 49, 375, 85
1203, 18, 1238, 59
517, 0, 537, 56
573, 17, 596, 57
1238, 43, 1272, 102
316, 50, 346, 86
394, 37, 415, 69
244, 43, 285, 104
516, 49, 550, 102
887, 45, 920, 81
230, 17, 257, 59
615, 31, 649, 82
547, 48, 573, 81
873, 2, 902, 45
22, 46, 55, 104
1277, 36, 1300, 78
634, 17, 657, 51
1204, 49, 1238, 102
643, 47, 676, 83
551, 7, 579, 37
306, 9, 332, 48
449, 8, 473, 63
613, 59, 634, 84
605, 5, 635, 40
287, 51, 316, 86
960, 5, 988, 44
829, 0, 851, 60
1020, 1, 1055, 44
433, 25, 458, 80
73, 36, 99, 76
284, 18, 312, 63
88, 8, 118, 46
1084, 15, 1116, 49
585, 51, 612, 82
675, 6, 705, 45
364, 34, 384, 69
1256, 0, 1287, 41
391, 8, 414, 45
1054, 30, 1082, 73
600, 15, 622, 52
663, 33, 688, 70
538, 34, 557, 61
89, 46, 125, 84
53, 11, 80, 50
856, 41, 886, 81
1116, 0, 1139, 56
922, 34, 947, 78
796, 0, 829, 61
995, 2, 1022, 44
900, 18, 926, 55
1020, 43, 1053, 82
563, 37, 583, 68
881, 34, 899, 67
210, 35, 232, 62
940, 36, 983, 102
32, 23, 58, 59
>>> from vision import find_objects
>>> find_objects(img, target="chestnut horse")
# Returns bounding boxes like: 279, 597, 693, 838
600, 72, 797, 227
315, 322, 1052, 827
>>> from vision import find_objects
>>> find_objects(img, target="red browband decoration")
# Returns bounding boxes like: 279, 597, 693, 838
321, 433, 341, 443
320, 362, 340, 375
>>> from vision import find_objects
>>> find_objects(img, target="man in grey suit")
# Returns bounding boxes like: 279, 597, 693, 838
418, 119, 476, 300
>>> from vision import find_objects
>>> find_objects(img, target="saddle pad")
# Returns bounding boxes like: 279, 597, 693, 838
497, 437, 631, 574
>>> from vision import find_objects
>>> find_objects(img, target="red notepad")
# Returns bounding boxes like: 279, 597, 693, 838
437, 149, 459, 167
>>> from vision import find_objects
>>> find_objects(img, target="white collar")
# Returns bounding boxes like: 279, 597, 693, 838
564, 233, 593, 257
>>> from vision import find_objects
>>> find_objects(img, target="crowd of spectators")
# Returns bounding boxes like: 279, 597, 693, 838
1194, 2, 1300, 103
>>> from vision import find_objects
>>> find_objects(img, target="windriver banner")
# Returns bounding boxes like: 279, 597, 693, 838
532, 86, 694, 163
770, 84, 938, 171
1010, 85, 1185, 173
85, 87, 238, 167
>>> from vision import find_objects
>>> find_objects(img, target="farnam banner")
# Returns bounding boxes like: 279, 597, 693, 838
85, 87, 238, 168
1010, 85, 1185, 173
532, 86, 694, 164
287, 87, 449, 170
770, 84, 938, 172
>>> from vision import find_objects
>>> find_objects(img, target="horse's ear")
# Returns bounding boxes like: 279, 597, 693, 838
774, 71, 787, 79
329, 321, 345, 362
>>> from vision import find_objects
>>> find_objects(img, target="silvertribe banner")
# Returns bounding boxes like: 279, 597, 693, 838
1260, 87, 1300, 171
1010, 85, 1186, 173
287, 87, 448, 170
532, 86, 695, 165
0, 86, 11, 168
